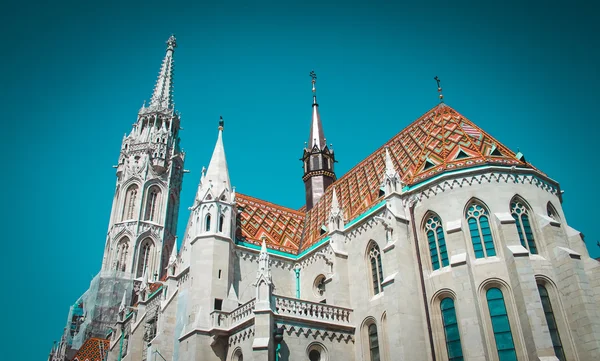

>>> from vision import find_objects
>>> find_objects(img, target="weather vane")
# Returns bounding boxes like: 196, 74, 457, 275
310, 70, 317, 93
434, 76, 444, 103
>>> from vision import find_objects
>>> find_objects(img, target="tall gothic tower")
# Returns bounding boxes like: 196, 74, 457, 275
301, 71, 336, 210
101, 35, 185, 280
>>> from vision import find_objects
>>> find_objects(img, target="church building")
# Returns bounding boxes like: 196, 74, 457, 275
48, 36, 600, 361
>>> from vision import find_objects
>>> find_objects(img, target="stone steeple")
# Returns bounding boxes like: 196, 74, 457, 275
302, 71, 336, 210
149, 35, 177, 111
195, 117, 231, 204
101, 35, 185, 280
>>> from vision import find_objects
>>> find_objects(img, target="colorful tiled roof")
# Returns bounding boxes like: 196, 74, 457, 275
299, 103, 535, 251
236, 103, 536, 254
236, 193, 305, 253
72, 337, 109, 361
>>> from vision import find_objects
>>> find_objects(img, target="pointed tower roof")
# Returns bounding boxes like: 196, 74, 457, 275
204, 117, 231, 197
118, 290, 127, 315
168, 242, 178, 268
308, 70, 326, 150
149, 35, 177, 110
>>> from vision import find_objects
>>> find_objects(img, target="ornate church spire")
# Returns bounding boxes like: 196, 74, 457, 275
302, 71, 337, 210
308, 70, 326, 150
149, 35, 177, 110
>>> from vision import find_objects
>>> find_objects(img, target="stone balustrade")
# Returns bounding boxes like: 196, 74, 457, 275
230, 298, 256, 325
273, 295, 353, 326
209, 298, 256, 331
209, 296, 353, 332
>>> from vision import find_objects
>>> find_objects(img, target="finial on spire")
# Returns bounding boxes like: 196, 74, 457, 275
166, 35, 177, 52
219, 116, 224, 131
434, 76, 444, 103
310, 70, 318, 105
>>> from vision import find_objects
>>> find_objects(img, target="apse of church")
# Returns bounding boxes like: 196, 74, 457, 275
49, 37, 600, 361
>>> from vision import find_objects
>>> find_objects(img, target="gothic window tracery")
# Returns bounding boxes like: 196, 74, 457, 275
547, 202, 560, 222
368, 242, 384, 295
144, 186, 161, 222
122, 185, 139, 221
115, 237, 130, 272
137, 238, 154, 278
510, 199, 537, 254
424, 213, 448, 270
466, 203, 496, 258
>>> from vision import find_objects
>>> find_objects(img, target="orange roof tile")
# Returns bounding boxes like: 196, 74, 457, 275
236, 103, 536, 255
236, 193, 305, 253
72, 337, 109, 361
299, 103, 536, 251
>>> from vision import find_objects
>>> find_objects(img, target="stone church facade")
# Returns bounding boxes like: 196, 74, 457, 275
49, 37, 600, 361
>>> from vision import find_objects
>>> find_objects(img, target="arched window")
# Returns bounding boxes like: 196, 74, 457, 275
115, 237, 129, 272
219, 215, 225, 233
424, 213, 448, 270
122, 185, 139, 221
136, 238, 154, 278
510, 199, 537, 254
144, 186, 161, 222
368, 323, 380, 361
486, 288, 518, 361
547, 202, 560, 222
368, 242, 384, 295
205, 213, 212, 232
537, 285, 565, 361
466, 203, 496, 258
440, 298, 464, 361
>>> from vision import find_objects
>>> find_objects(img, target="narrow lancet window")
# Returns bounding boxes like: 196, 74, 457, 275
122, 185, 139, 221
368, 323, 380, 361
425, 214, 448, 270
219, 215, 225, 233
466, 203, 496, 258
136, 239, 154, 278
537, 285, 565, 361
205, 214, 212, 232
440, 298, 464, 361
511, 200, 537, 254
368, 242, 384, 295
486, 288, 518, 361
144, 186, 161, 222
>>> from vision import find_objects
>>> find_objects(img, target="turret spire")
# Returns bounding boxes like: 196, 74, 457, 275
204, 116, 231, 197
149, 35, 177, 110
308, 70, 325, 150
302, 71, 336, 210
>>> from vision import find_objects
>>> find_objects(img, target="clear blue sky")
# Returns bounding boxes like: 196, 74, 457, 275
2, 0, 598, 359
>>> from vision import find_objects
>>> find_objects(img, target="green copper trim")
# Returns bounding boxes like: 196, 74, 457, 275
235, 166, 555, 258
294, 267, 301, 298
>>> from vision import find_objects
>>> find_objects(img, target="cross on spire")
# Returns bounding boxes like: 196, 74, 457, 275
434, 76, 444, 103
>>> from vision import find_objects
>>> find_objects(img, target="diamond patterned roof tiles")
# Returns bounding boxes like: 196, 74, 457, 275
72, 337, 109, 361
236, 193, 305, 253
236, 103, 537, 254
